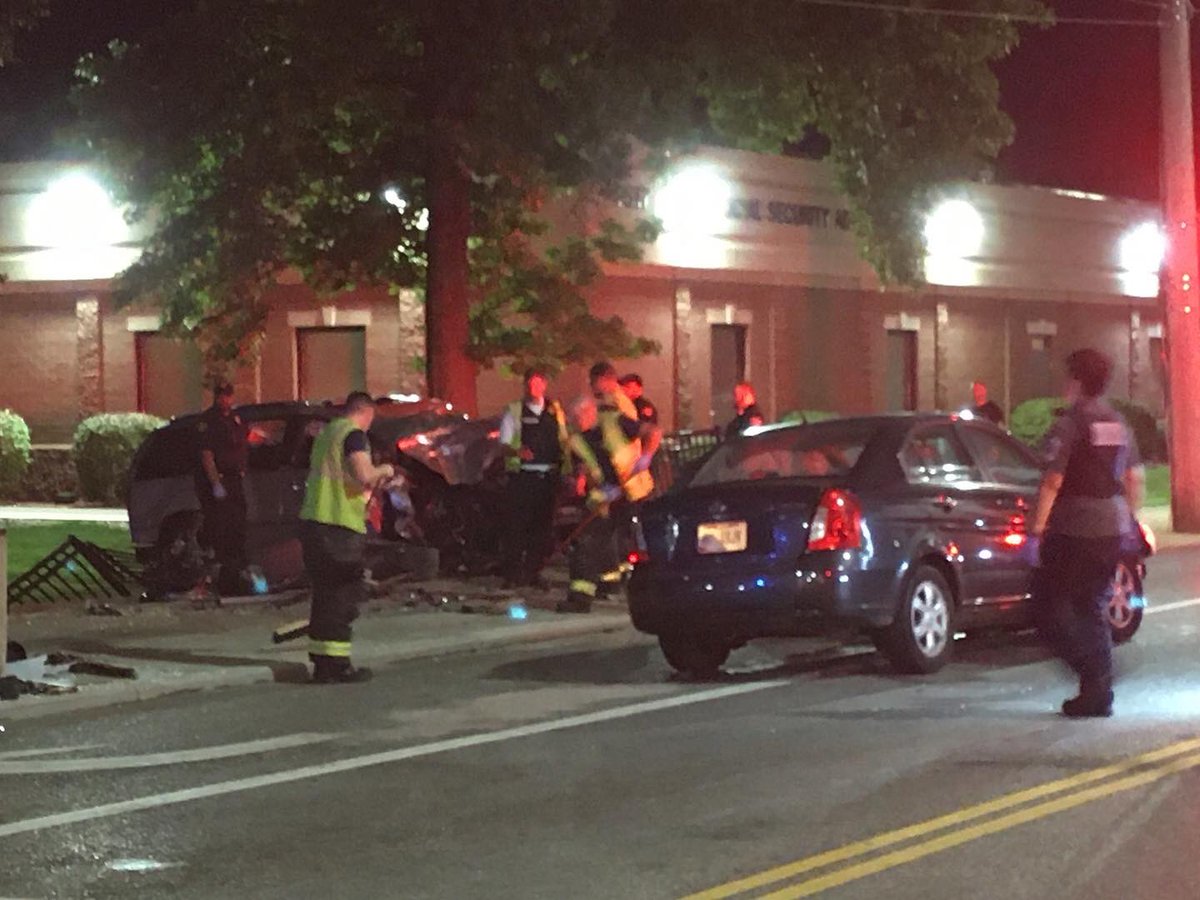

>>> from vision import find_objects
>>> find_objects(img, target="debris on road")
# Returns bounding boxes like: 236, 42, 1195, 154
0, 651, 139, 701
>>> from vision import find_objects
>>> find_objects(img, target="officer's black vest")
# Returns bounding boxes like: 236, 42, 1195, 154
1059, 406, 1125, 500
521, 403, 563, 467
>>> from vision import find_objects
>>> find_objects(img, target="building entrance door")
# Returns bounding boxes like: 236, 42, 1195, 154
136, 332, 203, 417
296, 327, 367, 402
710, 323, 747, 427
885, 329, 918, 411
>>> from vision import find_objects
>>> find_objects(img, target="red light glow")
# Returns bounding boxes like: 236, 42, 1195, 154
807, 489, 863, 552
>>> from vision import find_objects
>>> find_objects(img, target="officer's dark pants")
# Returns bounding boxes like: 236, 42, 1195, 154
502, 471, 558, 584
1033, 533, 1122, 697
300, 520, 365, 672
197, 475, 247, 593
567, 500, 628, 604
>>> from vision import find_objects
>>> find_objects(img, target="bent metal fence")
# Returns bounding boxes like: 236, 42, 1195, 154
7, 536, 142, 605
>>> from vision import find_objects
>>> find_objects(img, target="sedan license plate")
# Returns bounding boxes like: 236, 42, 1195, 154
697, 520, 748, 555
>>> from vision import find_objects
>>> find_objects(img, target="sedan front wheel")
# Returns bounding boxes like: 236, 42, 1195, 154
874, 565, 955, 674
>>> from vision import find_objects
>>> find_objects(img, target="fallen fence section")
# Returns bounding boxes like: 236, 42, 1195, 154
7, 537, 143, 605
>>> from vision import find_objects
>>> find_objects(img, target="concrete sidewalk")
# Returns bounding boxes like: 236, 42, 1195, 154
1, 579, 631, 721
1140, 504, 1200, 550
0, 504, 128, 523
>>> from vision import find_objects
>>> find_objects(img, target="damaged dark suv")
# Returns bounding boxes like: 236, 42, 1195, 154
127, 398, 509, 593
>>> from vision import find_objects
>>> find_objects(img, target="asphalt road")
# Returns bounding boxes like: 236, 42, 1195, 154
3, 549, 1200, 899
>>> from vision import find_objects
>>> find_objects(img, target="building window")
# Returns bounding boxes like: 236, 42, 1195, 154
885, 329, 918, 411
710, 323, 747, 425
135, 332, 203, 418
296, 326, 367, 402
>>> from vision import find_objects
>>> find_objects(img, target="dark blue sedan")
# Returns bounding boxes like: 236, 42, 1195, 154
628, 414, 1150, 677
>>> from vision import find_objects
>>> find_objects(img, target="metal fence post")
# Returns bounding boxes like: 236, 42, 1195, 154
0, 526, 7, 678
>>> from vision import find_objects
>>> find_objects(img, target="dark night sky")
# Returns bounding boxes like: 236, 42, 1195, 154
0, 0, 1183, 202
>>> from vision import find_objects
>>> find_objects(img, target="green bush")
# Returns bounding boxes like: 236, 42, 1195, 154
780, 409, 839, 424
1010, 396, 1165, 461
0, 409, 32, 498
1110, 399, 1167, 463
73, 413, 166, 504
1009, 397, 1066, 449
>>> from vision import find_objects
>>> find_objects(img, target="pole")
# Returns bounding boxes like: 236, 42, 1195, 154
1162, 0, 1200, 532
0, 526, 7, 678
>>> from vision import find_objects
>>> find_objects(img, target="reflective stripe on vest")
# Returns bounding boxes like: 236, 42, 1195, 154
300, 417, 368, 533
504, 400, 570, 473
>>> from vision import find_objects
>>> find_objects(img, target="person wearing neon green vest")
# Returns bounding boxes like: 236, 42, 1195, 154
558, 361, 661, 614
498, 367, 570, 589
299, 391, 395, 684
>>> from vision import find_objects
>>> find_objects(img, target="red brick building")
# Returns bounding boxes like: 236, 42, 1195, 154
0, 149, 1165, 443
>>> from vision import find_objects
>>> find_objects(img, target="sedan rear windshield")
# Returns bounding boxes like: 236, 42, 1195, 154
691, 421, 880, 486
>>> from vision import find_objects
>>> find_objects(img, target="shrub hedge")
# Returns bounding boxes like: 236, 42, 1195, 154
1009, 396, 1165, 462
0, 409, 32, 499
73, 413, 166, 504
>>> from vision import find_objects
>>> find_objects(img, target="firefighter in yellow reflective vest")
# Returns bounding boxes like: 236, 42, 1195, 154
557, 361, 661, 614
498, 367, 571, 589
299, 391, 395, 684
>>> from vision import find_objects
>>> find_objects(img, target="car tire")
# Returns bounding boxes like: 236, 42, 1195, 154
1108, 559, 1144, 644
658, 634, 731, 679
874, 565, 955, 674
145, 511, 206, 598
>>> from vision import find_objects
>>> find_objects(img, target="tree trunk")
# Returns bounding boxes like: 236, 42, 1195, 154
423, 17, 478, 417
424, 127, 478, 416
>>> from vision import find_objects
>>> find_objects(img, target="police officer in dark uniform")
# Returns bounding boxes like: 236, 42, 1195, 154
499, 368, 569, 589
968, 381, 1005, 426
196, 381, 250, 594
1031, 349, 1144, 718
726, 381, 766, 439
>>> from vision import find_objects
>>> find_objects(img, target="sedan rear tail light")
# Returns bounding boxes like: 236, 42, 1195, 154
1001, 514, 1027, 548
807, 489, 862, 552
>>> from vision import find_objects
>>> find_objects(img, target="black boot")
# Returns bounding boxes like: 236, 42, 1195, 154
311, 656, 373, 684
1061, 688, 1113, 718
556, 596, 592, 614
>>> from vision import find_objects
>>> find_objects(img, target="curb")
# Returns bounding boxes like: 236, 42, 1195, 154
0, 613, 632, 723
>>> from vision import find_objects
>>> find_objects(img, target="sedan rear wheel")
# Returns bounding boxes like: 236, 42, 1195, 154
874, 565, 954, 674
658, 634, 731, 680
1108, 559, 1144, 645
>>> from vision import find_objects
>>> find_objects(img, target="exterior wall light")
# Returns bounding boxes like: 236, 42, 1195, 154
923, 199, 984, 260
923, 198, 984, 287
25, 172, 127, 250
1119, 221, 1166, 275
1118, 221, 1165, 299
652, 163, 733, 236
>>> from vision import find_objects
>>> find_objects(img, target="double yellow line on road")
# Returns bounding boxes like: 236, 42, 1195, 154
684, 737, 1200, 899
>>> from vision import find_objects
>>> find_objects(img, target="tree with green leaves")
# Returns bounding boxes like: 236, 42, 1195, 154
75, 0, 1047, 412
0, 0, 47, 65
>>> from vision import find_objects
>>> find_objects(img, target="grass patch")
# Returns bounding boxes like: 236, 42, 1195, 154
2, 522, 132, 581
1145, 464, 1170, 508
